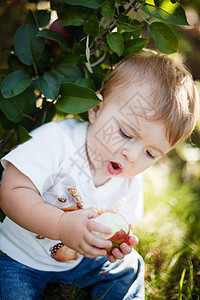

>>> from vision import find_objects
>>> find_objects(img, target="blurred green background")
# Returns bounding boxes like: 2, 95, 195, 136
0, 1, 199, 299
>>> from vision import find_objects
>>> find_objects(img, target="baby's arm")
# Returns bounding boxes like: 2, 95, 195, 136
0, 163, 112, 258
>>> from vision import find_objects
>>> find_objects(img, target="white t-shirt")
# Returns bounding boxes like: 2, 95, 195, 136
0, 118, 143, 271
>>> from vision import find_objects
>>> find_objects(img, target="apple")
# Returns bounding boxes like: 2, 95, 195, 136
92, 212, 130, 255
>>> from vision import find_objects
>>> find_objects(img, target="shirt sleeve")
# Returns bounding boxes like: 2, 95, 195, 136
118, 174, 144, 225
1, 122, 73, 195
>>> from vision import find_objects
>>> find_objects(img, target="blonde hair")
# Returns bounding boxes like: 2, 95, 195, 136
100, 53, 199, 147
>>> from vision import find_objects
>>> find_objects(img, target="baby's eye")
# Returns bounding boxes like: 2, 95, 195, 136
146, 150, 155, 159
119, 128, 132, 139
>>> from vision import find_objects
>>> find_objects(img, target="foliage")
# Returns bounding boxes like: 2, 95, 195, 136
0, 0, 189, 167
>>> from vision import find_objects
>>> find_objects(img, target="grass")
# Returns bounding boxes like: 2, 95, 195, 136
42, 283, 92, 300
134, 145, 200, 299
42, 144, 200, 299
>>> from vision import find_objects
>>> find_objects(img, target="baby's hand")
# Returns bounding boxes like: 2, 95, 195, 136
107, 235, 139, 263
58, 209, 112, 258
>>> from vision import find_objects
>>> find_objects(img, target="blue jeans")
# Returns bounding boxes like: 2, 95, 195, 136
0, 250, 144, 300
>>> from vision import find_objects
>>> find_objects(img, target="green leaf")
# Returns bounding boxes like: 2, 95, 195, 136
124, 38, 149, 56
60, 6, 85, 27
75, 78, 96, 90
55, 52, 80, 66
53, 71, 70, 84
154, 0, 161, 7
72, 37, 87, 56
35, 10, 51, 27
17, 125, 32, 144
14, 24, 45, 66
0, 69, 9, 82
8, 54, 31, 73
107, 33, 124, 57
36, 29, 69, 49
117, 20, 143, 33
1, 71, 32, 99
56, 83, 101, 113
39, 72, 60, 100
117, 15, 143, 33
142, 0, 189, 25
0, 110, 14, 130
83, 15, 100, 36
35, 48, 51, 69
115, 0, 127, 3
90, 72, 105, 91
0, 92, 30, 123
101, 1, 115, 19
55, 0, 102, 9
150, 22, 179, 53
56, 64, 83, 82
25, 9, 51, 27
25, 9, 39, 27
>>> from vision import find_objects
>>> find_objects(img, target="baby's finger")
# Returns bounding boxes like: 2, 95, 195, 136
119, 242, 132, 255
87, 231, 112, 249
88, 219, 112, 235
80, 241, 107, 258
107, 254, 117, 263
127, 235, 139, 247
111, 247, 124, 260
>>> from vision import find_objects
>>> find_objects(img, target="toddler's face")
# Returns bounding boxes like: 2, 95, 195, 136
87, 86, 173, 186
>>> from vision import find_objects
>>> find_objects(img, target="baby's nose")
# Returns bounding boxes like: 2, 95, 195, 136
121, 145, 142, 163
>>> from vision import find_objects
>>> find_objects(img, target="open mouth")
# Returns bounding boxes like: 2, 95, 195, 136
107, 161, 123, 176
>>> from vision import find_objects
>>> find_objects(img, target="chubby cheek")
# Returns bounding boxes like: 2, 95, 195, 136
125, 160, 154, 177
88, 123, 119, 156
87, 135, 109, 163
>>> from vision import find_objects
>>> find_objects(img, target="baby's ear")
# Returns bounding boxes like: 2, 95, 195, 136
88, 94, 103, 123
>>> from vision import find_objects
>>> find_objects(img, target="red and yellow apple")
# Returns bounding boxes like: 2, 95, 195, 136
92, 212, 130, 255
